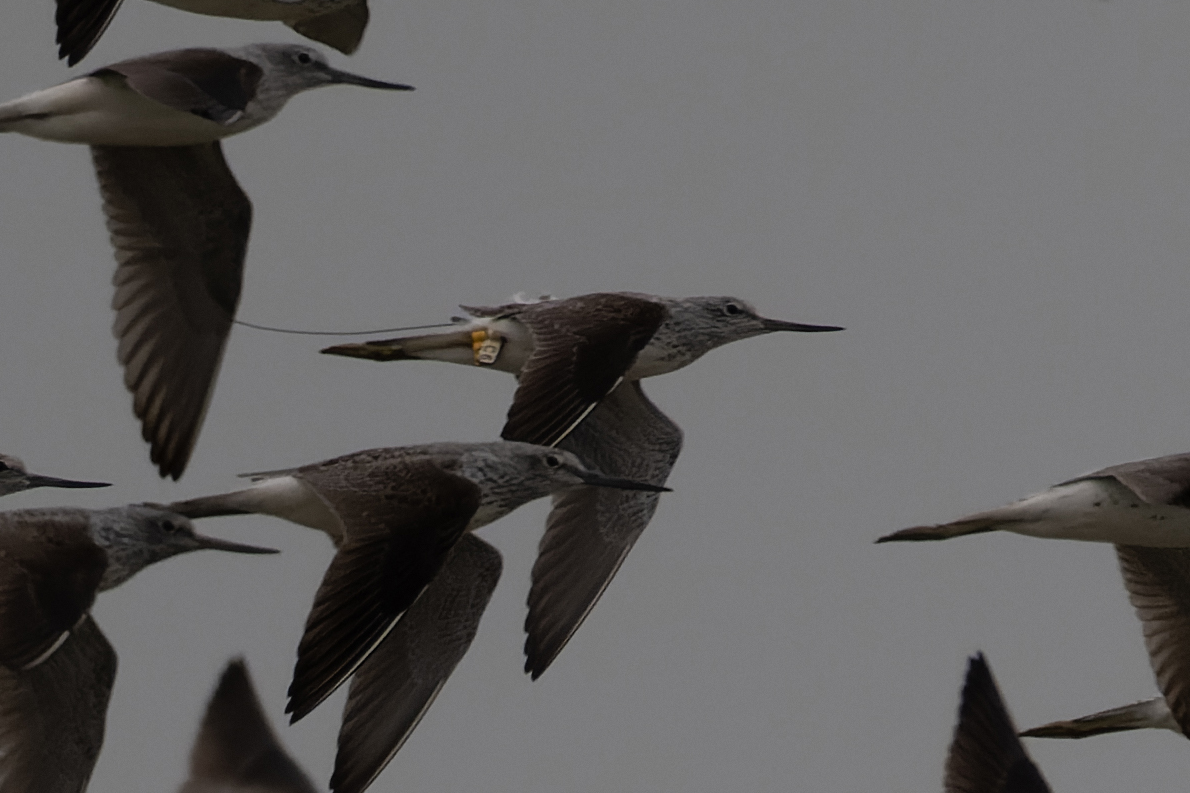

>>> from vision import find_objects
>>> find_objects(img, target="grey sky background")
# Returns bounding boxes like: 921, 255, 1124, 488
2, 0, 1190, 789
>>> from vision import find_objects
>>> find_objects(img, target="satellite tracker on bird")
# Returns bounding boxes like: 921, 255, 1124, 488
323, 292, 842, 678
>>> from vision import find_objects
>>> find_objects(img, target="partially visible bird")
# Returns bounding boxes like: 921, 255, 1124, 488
878, 453, 1190, 547
322, 292, 842, 677
0, 504, 275, 792
53, 0, 371, 66
881, 454, 1190, 745
944, 653, 1051, 793
169, 441, 666, 793
1022, 696, 1182, 740
0, 44, 412, 480
0, 454, 108, 497
179, 657, 317, 793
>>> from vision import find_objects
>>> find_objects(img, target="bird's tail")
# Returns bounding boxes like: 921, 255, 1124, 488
1020, 698, 1178, 739
875, 515, 1004, 543
321, 329, 475, 362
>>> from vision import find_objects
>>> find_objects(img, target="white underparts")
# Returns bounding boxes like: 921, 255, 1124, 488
0, 76, 236, 146
994, 479, 1190, 547
225, 476, 344, 541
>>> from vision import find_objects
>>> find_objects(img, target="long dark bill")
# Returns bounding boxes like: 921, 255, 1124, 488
195, 534, 280, 554
761, 318, 844, 332
577, 471, 671, 493
25, 474, 111, 489
327, 68, 414, 91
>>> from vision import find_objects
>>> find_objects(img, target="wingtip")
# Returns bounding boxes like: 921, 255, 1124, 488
283, 697, 307, 724
150, 441, 190, 481
522, 635, 562, 681
54, 0, 126, 67
523, 657, 545, 680
285, 678, 335, 725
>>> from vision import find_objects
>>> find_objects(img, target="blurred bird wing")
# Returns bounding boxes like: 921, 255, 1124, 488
181, 658, 316, 793
1115, 545, 1190, 736
53, 0, 125, 66
943, 653, 1051, 793
286, 461, 482, 720
499, 294, 668, 447
287, 0, 370, 55
331, 534, 502, 793
0, 615, 117, 793
93, 142, 250, 479
524, 381, 681, 678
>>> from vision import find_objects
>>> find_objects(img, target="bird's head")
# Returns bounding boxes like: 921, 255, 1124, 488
239, 44, 414, 97
681, 296, 844, 347
0, 454, 108, 497
90, 504, 277, 590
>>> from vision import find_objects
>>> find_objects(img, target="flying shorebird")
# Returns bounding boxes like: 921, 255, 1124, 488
943, 653, 1051, 793
880, 454, 1190, 748
0, 453, 108, 496
0, 503, 275, 792
0, 44, 411, 480
322, 292, 842, 678
54, 0, 371, 66
877, 453, 1190, 547
179, 657, 317, 793
169, 440, 666, 793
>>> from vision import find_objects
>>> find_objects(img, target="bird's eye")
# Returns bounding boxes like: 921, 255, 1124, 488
0, 463, 9, 472
544, 455, 562, 468
296, 52, 313, 65
724, 302, 742, 316
161, 520, 179, 534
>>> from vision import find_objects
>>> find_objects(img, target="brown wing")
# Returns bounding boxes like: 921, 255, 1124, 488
500, 294, 668, 447
287, 0, 370, 55
286, 461, 482, 721
524, 381, 681, 678
1115, 545, 1190, 735
53, 0, 124, 66
92, 143, 250, 480
100, 49, 263, 124
0, 511, 105, 671
0, 615, 117, 793
943, 653, 1051, 793
181, 658, 316, 793
1073, 453, 1190, 507
332, 534, 502, 793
